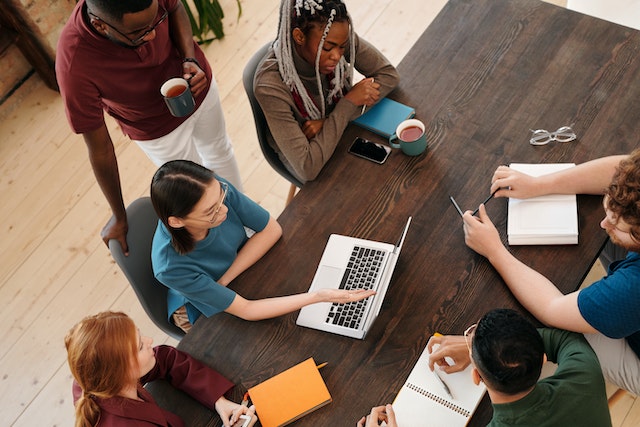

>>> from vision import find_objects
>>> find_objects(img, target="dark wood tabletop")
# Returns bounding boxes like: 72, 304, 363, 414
158, 0, 640, 425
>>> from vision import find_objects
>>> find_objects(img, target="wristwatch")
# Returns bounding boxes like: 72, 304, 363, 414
182, 57, 201, 69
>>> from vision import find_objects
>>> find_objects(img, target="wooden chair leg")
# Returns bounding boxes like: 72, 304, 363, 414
286, 184, 297, 205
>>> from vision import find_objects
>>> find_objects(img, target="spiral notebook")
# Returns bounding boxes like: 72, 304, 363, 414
391, 341, 486, 426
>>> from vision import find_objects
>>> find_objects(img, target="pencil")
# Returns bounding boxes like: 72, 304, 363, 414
360, 78, 374, 115
449, 196, 464, 217
431, 332, 454, 399
471, 188, 499, 216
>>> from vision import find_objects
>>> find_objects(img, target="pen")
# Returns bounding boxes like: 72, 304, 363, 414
316, 362, 328, 370
471, 188, 499, 216
232, 392, 251, 427
361, 78, 374, 115
449, 196, 464, 217
431, 332, 455, 399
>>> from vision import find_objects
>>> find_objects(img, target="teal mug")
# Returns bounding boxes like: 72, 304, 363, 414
160, 77, 195, 117
389, 119, 427, 156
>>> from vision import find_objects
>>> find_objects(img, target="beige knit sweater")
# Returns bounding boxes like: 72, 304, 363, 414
254, 33, 399, 183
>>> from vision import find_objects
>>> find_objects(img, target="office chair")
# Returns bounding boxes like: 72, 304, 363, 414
243, 41, 303, 205
108, 197, 185, 341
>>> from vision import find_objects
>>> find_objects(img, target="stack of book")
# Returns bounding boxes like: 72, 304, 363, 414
507, 163, 578, 245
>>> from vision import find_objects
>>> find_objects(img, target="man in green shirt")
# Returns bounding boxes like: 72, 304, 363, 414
427, 309, 611, 427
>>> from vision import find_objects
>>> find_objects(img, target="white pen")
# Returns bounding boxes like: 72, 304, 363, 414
433, 368, 455, 400
360, 77, 374, 115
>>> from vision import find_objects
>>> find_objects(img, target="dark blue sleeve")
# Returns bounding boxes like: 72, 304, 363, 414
578, 253, 640, 338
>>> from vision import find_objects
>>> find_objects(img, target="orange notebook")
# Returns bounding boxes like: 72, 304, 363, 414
248, 358, 332, 427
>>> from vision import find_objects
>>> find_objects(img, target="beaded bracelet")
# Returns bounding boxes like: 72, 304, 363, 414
182, 57, 201, 69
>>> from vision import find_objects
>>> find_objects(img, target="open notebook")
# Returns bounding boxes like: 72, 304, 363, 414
507, 163, 578, 245
391, 341, 486, 426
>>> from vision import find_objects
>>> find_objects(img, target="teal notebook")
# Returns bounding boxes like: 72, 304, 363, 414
352, 97, 415, 138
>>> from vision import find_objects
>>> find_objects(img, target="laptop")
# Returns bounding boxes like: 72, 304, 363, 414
296, 217, 412, 339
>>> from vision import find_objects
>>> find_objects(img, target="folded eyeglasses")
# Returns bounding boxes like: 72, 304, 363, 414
529, 125, 576, 145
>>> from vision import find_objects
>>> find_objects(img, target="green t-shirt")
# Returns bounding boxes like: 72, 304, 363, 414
488, 328, 611, 427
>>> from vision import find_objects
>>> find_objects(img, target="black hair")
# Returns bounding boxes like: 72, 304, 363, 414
471, 309, 544, 395
150, 160, 216, 255
86, 0, 153, 22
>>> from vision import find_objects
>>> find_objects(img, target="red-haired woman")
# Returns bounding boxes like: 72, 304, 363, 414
65, 311, 254, 426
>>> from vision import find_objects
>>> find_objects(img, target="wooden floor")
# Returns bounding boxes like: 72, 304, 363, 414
0, 0, 638, 425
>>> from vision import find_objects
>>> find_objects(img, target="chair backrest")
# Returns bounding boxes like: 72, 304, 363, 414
108, 197, 185, 341
242, 41, 303, 188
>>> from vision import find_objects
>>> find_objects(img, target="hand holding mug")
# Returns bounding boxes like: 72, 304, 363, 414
160, 78, 195, 117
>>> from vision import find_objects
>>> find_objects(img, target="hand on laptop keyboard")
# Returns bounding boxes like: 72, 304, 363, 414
315, 288, 376, 303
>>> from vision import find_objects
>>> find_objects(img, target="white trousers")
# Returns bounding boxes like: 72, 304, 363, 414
584, 332, 640, 396
134, 77, 243, 191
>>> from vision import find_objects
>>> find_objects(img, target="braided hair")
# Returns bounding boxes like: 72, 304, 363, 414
274, 0, 355, 119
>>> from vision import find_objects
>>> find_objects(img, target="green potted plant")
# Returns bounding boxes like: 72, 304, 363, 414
181, 0, 242, 44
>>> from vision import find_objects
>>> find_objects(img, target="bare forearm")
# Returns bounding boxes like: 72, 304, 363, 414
169, 2, 195, 58
83, 127, 126, 220
227, 293, 321, 321
487, 246, 564, 323
538, 155, 625, 195
218, 218, 282, 285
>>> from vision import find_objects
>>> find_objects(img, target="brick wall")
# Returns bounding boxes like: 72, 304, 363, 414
0, 0, 75, 102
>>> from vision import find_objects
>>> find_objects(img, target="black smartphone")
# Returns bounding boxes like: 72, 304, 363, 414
348, 137, 391, 164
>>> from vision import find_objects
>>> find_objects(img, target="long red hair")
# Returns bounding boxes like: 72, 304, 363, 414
65, 311, 139, 427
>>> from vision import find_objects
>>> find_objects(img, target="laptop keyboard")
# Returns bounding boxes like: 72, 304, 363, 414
325, 246, 386, 329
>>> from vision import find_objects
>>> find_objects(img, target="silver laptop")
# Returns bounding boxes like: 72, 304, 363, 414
296, 217, 412, 339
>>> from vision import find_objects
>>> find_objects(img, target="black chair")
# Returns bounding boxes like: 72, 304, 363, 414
242, 41, 303, 204
108, 197, 185, 341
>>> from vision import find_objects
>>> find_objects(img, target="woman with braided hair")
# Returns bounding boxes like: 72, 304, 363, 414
65, 311, 255, 426
255, 0, 399, 182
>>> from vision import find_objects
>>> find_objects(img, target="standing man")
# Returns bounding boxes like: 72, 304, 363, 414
56, 0, 243, 254
462, 151, 640, 395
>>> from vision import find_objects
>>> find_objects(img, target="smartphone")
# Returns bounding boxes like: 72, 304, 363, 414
348, 137, 391, 164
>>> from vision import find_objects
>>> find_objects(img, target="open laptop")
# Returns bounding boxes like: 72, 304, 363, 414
296, 217, 412, 339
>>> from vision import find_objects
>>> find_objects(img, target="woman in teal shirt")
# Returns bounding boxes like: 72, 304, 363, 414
151, 160, 374, 332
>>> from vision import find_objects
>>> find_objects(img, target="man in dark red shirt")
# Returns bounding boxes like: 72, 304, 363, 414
56, 0, 243, 254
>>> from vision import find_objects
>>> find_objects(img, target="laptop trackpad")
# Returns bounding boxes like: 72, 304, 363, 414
314, 265, 343, 289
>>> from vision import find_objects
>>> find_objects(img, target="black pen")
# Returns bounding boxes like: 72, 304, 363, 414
449, 196, 464, 217
471, 188, 499, 216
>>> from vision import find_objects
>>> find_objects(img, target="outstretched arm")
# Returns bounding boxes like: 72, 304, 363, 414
462, 205, 598, 333
491, 155, 626, 199
225, 288, 376, 321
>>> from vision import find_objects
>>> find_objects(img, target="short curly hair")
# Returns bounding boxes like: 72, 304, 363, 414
605, 149, 640, 242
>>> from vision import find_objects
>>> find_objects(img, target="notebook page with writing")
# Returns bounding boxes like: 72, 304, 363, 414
507, 163, 578, 245
392, 343, 486, 426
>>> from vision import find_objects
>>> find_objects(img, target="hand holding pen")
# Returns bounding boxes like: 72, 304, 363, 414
350, 77, 379, 115
230, 392, 256, 427
450, 188, 499, 218
427, 333, 471, 374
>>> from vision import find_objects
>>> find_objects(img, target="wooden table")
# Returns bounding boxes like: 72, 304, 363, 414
158, 0, 640, 425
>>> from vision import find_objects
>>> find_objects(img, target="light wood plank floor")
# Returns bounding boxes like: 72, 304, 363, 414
0, 0, 637, 425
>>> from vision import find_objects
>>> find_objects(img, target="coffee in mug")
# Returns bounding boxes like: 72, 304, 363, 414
389, 119, 427, 156
160, 78, 195, 117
